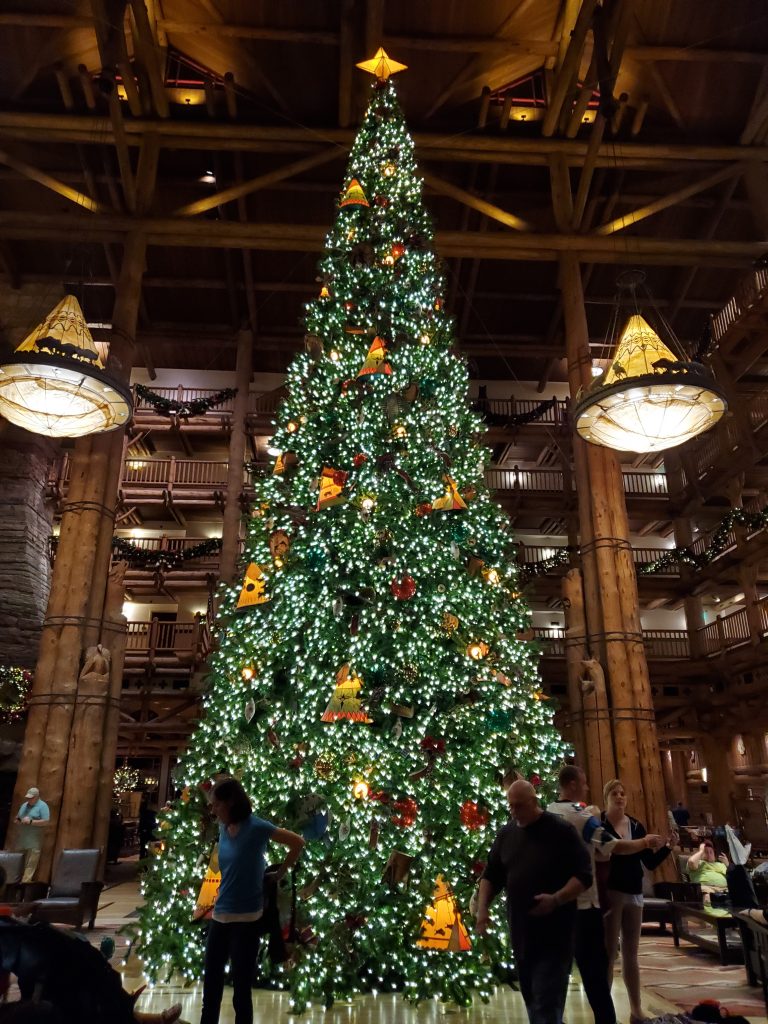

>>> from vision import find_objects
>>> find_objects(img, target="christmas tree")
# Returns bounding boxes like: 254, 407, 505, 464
137, 54, 566, 1011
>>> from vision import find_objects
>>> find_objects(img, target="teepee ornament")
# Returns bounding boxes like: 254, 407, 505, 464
0, 294, 133, 438
321, 663, 372, 723
357, 335, 392, 377
431, 475, 468, 512
236, 563, 270, 608
340, 179, 369, 208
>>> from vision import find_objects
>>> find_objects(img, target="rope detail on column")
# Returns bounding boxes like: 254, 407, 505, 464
61, 500, 117, 519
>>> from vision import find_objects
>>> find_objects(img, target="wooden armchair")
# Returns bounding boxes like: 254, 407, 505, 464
27, 849, 103, 930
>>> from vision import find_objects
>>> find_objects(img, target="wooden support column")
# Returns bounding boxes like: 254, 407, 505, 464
559, 253, 668, 838
562, 567, 615, 791
158, 752, 171, 805
700, 735, 734, 825
220, 326, 253, 586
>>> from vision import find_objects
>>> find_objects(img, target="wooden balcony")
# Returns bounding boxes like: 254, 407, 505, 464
536, 594, 768, 666
711, 263, 768, 379
48, 454, 239, 516
519, 543, 681, 578
123, 614, 212, 684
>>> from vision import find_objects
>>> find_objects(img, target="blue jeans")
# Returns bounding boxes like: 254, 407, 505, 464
200, 919, 260, 1024
517, 942, 573, 1024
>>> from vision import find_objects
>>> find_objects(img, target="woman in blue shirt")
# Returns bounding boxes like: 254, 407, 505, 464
201, 778, 305, 1024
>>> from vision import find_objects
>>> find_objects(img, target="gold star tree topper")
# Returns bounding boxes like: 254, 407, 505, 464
356, 48, 407, 81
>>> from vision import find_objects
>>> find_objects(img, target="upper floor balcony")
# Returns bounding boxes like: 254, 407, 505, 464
123, 614, 212, 685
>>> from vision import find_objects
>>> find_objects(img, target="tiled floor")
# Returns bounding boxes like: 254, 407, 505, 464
94, 875, 682, 1024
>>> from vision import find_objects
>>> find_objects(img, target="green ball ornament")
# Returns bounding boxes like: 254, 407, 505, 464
449, 522, 470, 544
486, 708, 514, 733
305, 547, 327, 569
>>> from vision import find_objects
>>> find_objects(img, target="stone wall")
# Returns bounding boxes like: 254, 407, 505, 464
0, 425, 58, 669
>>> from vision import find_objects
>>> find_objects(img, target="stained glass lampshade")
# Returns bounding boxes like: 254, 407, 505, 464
0, 295, 132, 438
574, 313, 727, 453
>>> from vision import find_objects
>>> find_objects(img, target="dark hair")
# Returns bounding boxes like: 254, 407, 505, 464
558, 764, 585, 789
212, 778, 252, 823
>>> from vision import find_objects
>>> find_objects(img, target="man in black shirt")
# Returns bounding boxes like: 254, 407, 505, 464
477, 780, 592, 1024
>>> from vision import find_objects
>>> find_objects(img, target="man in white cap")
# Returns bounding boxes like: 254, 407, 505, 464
14, 786, 50, 881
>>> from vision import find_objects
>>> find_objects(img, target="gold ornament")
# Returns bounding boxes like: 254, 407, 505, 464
441, 611, 459, 633
466, 640, 489, 661
314, 753, 339, 780
356, 47, 408, 81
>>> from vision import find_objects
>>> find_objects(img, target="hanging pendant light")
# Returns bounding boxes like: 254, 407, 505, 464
0, 295, 132, 438
574, 272, 727, 453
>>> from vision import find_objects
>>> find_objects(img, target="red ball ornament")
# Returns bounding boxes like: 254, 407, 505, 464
201, 780, 213, 792
529, 773, 542, 788
391, 797, 418, 828
390, 573, 417, 600
414, 502, 432, 518
332, 470, 347, 487
460, 800, 490, 830
353, 453, 368, 468
374, 195, 389, 207
391, 242, 405, 261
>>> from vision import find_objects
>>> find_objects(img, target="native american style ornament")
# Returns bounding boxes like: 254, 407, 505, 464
317, 466, 349, 509
236, 563, 270, 608
417, 875, 472, 951
431, 475, 468, 512
321, 663, 372, 723
357, 336, 392, 377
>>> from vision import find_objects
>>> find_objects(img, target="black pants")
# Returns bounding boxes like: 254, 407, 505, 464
575, 907, 616, 1024
516, 943, 573, 1024
200, 919, 260, 1024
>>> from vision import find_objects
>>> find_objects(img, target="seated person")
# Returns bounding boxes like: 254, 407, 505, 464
687, 840, 729, 891
0, 862, 182, 1024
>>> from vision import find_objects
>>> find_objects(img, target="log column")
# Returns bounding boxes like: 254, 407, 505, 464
700, 734, 734, 824
9, 230, 151, 873
219, 325, 253, 586
559, 254, 667, 836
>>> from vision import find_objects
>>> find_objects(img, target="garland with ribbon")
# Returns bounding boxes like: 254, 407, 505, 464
515, 506, 768, 581
518, 546, 576, 583
637, 506, 768, 575
474, 397, 557, 428
0, 666, 32, 723
112, 536, 222, 571
135, 384, 237, 418
114, 765, 140, 796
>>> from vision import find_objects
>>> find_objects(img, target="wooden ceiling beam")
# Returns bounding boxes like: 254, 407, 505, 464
4, 111, 768, 167
1, 12, 765, 65
594, 163, 746, 235
542, 0, 598, 138
0, 211, 763, 266
422, 169, 531, 231
0, 147, 106, 212
173, 147, 340, 216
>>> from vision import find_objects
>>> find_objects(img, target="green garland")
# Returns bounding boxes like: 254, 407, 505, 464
515, 506, 768, 581
637, 506, 768, 574
0, 666, 32, 722
112, 536, 222, 571
474, 397, 557, 428
135, 384, 237, 418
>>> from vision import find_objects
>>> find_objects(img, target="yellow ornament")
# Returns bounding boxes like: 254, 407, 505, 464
356, 48, 408, 81
432, 475, 468, 512
340, 178, 369, 208
192, 844, 221, 921
466, 640, 489, 661
441, 611, 459, 634
417, 875, 472, 951
317, 466, 348, 510
322, 663, 372, 723
236, 562, 270, 608
357, 335, 392, 378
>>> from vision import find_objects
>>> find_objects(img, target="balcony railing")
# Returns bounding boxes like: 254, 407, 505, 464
486, 466, 668, 498
711, 264, 768, 344
473, 398, 568, 427
533, 626, 691, 659
124, 615, 211, 680
518, 544, 680, 576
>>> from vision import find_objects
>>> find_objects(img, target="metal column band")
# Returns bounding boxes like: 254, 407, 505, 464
27, 693, 122, 710
61, 500, 116, 518
42, 615, 105, 629
579, 537, 633, 553
583, 707, 657, 722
